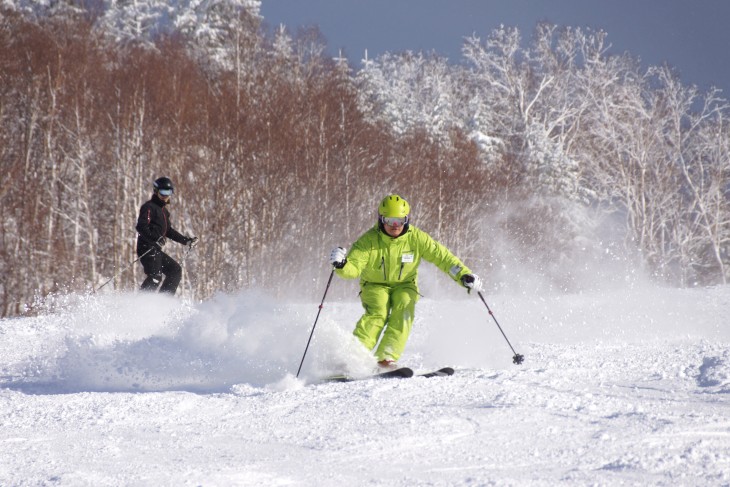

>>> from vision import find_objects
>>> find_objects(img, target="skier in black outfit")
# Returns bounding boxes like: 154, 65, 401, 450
136, 177, 197, 294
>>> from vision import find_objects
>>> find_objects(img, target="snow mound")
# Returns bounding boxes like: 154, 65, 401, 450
698, 351, 730, 393
1, 285, 729, 485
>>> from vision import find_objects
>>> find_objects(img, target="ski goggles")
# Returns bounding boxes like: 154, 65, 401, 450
158, 188, 173, 196
381, 216, 408, 227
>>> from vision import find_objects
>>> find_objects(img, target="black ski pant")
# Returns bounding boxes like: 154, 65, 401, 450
139, 248, 182, 295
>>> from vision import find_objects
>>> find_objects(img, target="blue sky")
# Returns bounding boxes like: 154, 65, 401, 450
260, 0, 730, 97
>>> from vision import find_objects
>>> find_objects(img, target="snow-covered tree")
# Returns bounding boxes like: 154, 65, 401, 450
652, 66, 730, 284
355, 51, 462, 145
2, 3, 730, 316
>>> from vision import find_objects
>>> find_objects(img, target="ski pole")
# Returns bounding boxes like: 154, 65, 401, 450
95, 236, 166, 293
477, 291, 524, 365
177, 238, 199, 298
95, 246, 154, 293
296, 267, 336, 378
180, 237, 199, 265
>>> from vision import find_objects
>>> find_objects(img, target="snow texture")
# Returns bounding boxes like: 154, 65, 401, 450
1, 284, 729, 485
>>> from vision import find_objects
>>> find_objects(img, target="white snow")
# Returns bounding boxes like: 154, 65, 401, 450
1, 284, 729, 485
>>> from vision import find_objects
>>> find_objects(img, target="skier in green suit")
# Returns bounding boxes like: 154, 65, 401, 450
329, 194, 483, 368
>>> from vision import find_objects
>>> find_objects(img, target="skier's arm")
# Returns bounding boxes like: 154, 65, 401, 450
335, 240, 369, 280
136, 205, 164, 246
417, 230, 472, 286
166, 226, 190, 245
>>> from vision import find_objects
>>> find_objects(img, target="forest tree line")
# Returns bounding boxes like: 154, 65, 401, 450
1, 4, 728, 316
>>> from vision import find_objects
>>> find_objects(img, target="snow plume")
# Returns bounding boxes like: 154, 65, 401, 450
477, 196, 646, 295
3, 285, 730, 484
4, 290, 376, 394
7, 281, 726, 396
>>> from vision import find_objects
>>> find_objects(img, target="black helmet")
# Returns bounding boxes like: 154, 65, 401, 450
153, 177, 174, 195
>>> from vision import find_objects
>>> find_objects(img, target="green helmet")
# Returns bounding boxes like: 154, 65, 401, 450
378, 194, 410, 218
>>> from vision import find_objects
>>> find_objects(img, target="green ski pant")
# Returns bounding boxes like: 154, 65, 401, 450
353, 283, 419, 362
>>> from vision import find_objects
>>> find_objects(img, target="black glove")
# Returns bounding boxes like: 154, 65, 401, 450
155, 236, 166, 249
185, 236, 199, 246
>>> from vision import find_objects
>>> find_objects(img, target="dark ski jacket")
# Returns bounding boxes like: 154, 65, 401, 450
136, 194, 189, 255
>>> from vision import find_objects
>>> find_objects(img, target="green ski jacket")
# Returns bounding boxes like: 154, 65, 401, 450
336, 224, 472, 289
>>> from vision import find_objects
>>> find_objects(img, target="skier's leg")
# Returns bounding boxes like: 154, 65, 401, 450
158, 252, 182, 295
140, 274, 162, 291
140, 250, 163, 291
353, 284, 390, 351
375, 285, 418, 362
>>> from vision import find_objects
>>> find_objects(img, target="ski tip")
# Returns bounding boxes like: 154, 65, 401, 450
399, 367, 415, 378
419, 367, 455, 378
321, 374, 353, 383
378, 366, 414, 379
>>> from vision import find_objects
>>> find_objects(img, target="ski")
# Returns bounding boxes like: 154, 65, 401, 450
322, 366, 454, 383
323, 367, 414, 383
419, 367, 455, 378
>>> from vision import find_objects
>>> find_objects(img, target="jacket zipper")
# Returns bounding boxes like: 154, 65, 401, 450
162, 209, 169, 236
381, 256, 406, 280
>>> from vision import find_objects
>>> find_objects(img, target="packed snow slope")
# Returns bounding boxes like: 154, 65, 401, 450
1, 283, 729, 486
